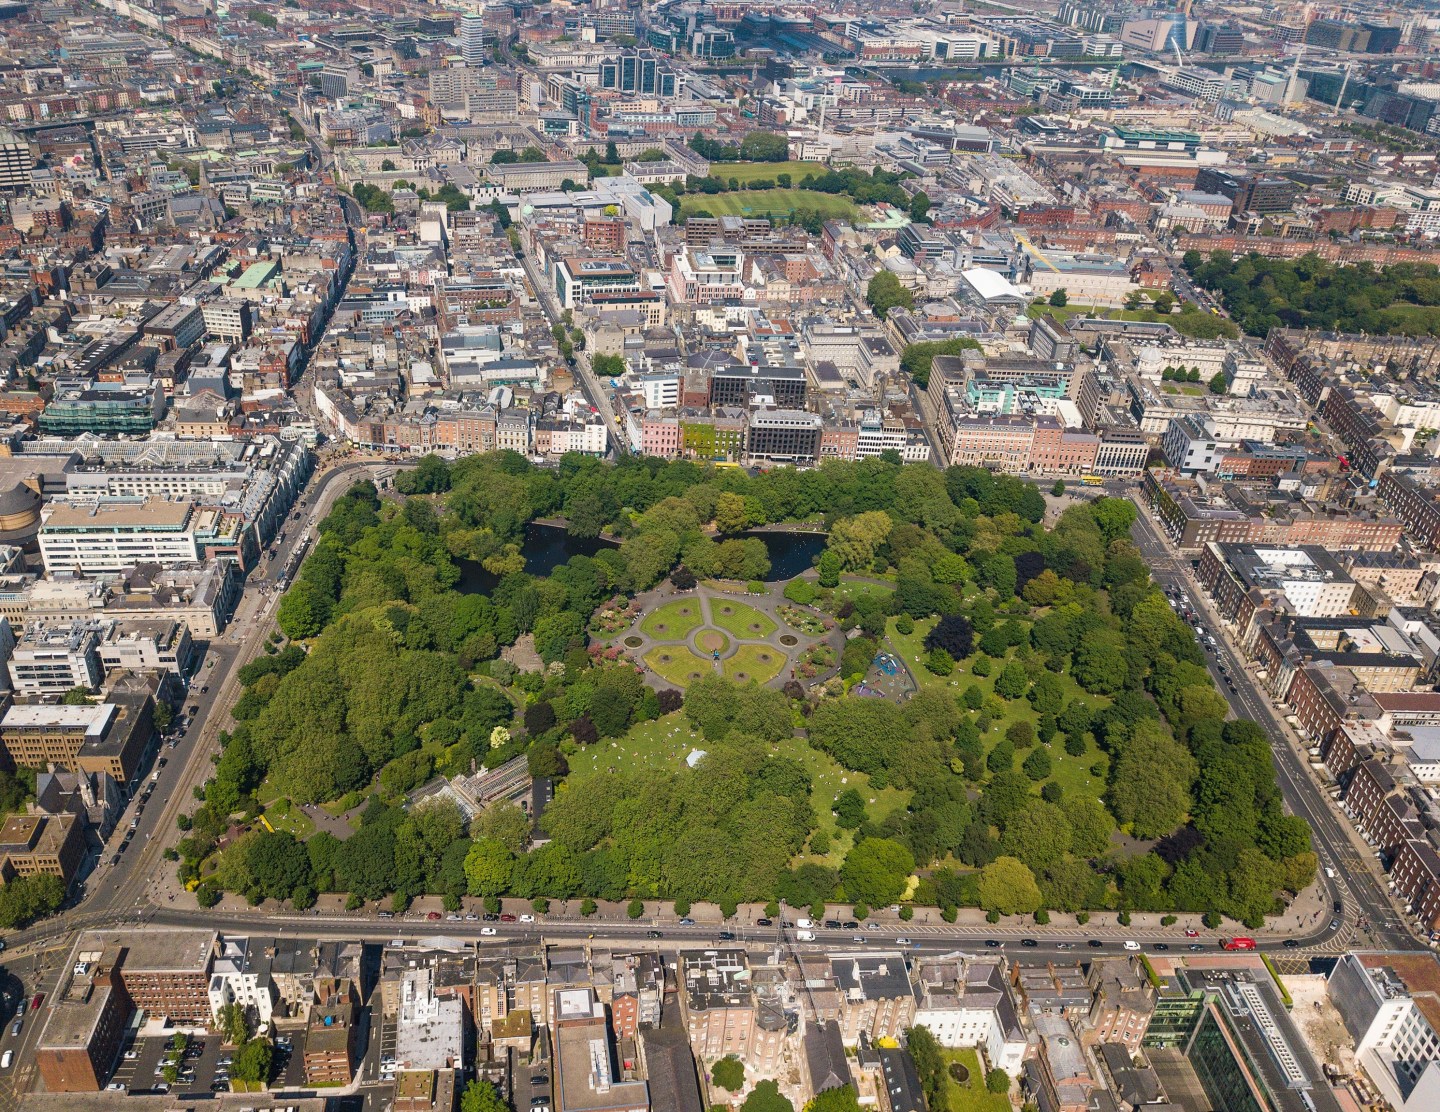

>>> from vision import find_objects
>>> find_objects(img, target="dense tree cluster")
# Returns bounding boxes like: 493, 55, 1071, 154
0, 873, 64, 928
206, 452, 1311, 927
688, 131, 790, 162
898, 338, 983, 388
1184, 250, 1440, 337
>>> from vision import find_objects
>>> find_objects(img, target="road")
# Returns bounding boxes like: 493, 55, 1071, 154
1126, 490, 1417, 951
516, 248, 628, 455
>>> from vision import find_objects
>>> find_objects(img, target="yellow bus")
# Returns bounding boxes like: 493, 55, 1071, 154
1080, 475, 1104, 486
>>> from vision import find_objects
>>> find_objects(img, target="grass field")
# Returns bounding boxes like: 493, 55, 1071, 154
644, 646, 713, 686
261, 799, 315, 839
941, 1049, 1009, 1112
887, 616, 1111, 805
830, 578, 895, 606
693, 189, 858, 221
564, 712, 910, 866
640, 600, 703, 641
722, 644, 785, 685
696, 629, 729, 655
712, 161, 829, 184
711, 600, 778, 640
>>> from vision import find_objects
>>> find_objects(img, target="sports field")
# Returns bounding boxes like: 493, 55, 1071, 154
694, 189, 858, 221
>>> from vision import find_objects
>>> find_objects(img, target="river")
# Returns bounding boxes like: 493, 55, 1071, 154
456, 524, 827, 592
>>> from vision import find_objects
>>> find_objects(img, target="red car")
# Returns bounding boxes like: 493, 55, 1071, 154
1184, 929, 1199, 938
29, 994, 42, 1010
500, 913, 517, 922
426, 912, 441, 921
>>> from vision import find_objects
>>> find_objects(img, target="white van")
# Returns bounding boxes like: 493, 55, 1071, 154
2, 1050, 13, 1069
796, 930, 816, 942
795, 918, 814, 929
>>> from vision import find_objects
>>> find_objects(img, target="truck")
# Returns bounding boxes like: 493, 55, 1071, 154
1219, 937, 1256, 951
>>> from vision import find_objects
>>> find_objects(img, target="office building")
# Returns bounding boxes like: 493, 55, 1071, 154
1330, 952, 1440, 1112
38, 499, 245, 576
38, 377, 165, 436
598, 49, 679, 98
35, 941, 131, 1091
0, 126, 33, 191
746, 408, 822, 466
460, 10, 486, 67
0, 697, 154, 786
7, 620, 103, 696
0, 811, 86, 887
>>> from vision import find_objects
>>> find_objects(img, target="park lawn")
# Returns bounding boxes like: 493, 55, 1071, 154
722, 644, 785, 685
565, 712, 704, 778
697, 189, 858, 221
829, 577, 895, 607
640, 599, 703, 641
888, 616, 1112, 804
941, 1049, 1010, 1112
261, 799, 315, 840
711, 600, 778, 640
644, 646, 714, 687
715, 160, 829, 184
695, 629, 730, 656
1025, 303, 1084, 324
565, 713, 909, 865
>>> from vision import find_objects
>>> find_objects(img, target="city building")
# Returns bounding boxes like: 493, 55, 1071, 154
1329, 952, 1440, 1112
38, 499, 251, 575
0, 696, 154, 786
6, 620, 103, 695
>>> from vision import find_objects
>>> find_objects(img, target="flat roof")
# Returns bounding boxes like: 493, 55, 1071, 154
43, 498, 193, 531
73, 927, 216, 975
1, 702, 116, 737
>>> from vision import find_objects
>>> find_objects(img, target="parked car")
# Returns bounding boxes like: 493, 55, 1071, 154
500, 913, 517, 922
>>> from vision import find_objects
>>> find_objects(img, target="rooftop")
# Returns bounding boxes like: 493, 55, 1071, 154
42, 499, 194, 532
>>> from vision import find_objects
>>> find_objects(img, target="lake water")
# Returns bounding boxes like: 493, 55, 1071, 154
456, 523, 827, 592
456, 522, 621, 593
748, 530, 826, 581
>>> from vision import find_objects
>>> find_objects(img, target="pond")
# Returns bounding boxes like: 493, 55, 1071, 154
746, 530, 826, 581
457, 522, 621, 593
456, 523, 827, 592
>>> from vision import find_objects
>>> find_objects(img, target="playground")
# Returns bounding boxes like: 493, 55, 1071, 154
854, 649, 917, 701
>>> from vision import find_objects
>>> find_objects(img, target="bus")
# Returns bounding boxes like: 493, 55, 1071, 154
1080, 475, 1104, 486
1220, 937, 1257, 951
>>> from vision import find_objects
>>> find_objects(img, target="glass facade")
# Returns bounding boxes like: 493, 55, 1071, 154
1187, 1010, 1266, 1112
1143, 991, 1207, 1049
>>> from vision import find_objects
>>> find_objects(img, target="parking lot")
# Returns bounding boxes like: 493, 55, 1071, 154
103, 1030, 302, 1095
106, 1034, 222, 1096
